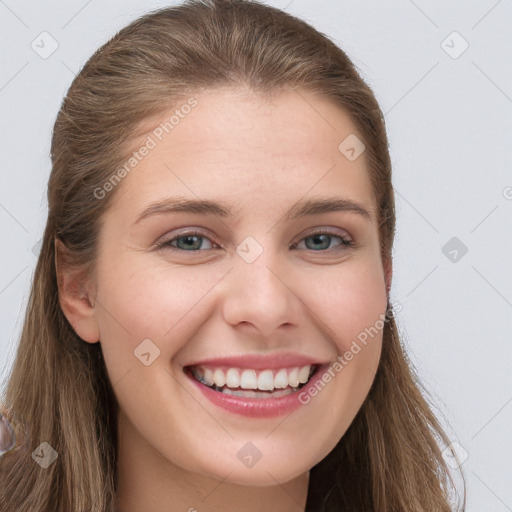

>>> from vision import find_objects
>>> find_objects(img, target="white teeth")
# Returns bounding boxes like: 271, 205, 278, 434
274, 368, 289, 389
240, 369, 258, 390
298, 366, 310, 383
222, 387, 296, 398
225, 368, 240, 388
212, 368, 226, 387
288, 368, 299, 388
191, 364, 315, 392
257, 370, 274, 391
203, 368, 214, 386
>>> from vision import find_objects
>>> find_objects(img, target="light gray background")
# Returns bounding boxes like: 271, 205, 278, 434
1, 1, 511, 509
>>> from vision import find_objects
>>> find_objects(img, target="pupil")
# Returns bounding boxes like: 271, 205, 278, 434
179, 235, 200, 250
308, 234, 329, 250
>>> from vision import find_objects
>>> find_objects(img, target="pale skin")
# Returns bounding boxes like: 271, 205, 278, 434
57, 85, 391, 512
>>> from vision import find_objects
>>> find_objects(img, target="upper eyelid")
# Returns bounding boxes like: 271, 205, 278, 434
158, 227, 352, 248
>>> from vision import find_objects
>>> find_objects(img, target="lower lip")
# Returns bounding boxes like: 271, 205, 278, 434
185, 363, 330, 418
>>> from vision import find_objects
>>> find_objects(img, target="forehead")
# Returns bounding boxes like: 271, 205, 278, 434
107, 86, 377, 220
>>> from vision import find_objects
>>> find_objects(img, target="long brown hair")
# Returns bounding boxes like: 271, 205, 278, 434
0, 1, 465, 510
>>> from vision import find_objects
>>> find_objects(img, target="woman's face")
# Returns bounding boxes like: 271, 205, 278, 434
84, 86, 390, 486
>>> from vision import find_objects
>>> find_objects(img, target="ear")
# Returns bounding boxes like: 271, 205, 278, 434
54, 237, 100, 344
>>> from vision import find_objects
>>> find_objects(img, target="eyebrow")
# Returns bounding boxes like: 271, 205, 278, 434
134, 195, 373, 225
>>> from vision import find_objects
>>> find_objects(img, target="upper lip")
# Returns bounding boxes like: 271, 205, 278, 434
184, 352, 327, 370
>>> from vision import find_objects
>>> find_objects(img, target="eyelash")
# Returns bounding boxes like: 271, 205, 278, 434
156, 228, 355, 253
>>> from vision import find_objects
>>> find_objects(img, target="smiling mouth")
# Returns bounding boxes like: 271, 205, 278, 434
184, 364, 319, 398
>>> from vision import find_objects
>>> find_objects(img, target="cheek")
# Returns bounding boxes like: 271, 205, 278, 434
293, 258, 386, 456
307, 255, 388, 351
93, 258, 221, 370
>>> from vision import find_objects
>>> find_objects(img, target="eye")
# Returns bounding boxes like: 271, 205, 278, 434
291, 230, 354, 252
157, 230, 219, 251
156, 228, 354, 253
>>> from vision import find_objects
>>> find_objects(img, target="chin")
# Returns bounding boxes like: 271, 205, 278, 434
191, 451, 312, 487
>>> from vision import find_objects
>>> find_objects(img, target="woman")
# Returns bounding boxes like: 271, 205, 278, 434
0, 0, 465, 510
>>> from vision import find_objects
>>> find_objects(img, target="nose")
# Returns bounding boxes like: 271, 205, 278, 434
221, 250, 302, 340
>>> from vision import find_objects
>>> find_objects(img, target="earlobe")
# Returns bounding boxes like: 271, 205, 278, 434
54, 238, 100, 344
